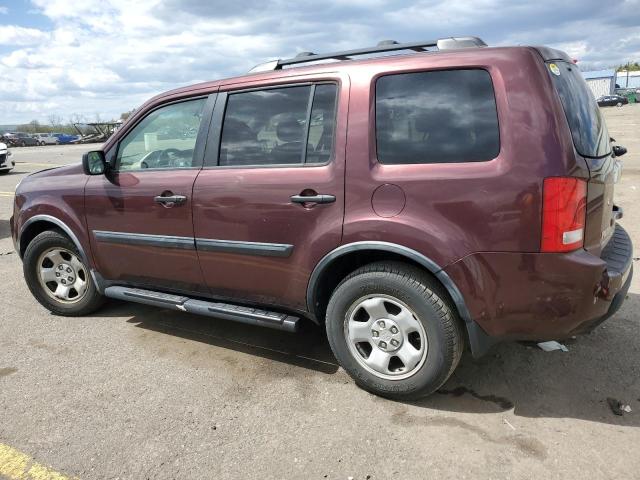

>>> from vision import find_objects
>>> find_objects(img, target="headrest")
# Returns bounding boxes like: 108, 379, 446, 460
223, 118, 255, 142
276, 117, 303, 143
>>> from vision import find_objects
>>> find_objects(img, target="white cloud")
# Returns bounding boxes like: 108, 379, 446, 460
0, 6, 8, 14
1, 0, 640, 124
553, 41, 589, 60
0, 25, 49, 46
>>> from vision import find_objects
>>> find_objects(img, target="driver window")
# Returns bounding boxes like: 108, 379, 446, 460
116, 98, 206, 171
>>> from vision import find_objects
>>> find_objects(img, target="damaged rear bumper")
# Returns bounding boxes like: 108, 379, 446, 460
570, 224, 633, 334
444, 223, 634, 346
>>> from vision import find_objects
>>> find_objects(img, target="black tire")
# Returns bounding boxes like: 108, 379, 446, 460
23, 230, 105, 316
20, 141, 26, 147
616, 102, 623, 107
325, 261, 464, 400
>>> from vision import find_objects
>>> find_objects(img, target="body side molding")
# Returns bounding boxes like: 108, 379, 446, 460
93, 230, 195, 250
306, 241, 497, 358
92, 230, 294, 257
195, 238, 293, 257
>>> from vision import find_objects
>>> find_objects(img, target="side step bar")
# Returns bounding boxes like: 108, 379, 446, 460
104, 286, 299, 332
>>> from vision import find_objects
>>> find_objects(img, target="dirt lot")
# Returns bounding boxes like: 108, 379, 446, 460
1, 106, 639, 480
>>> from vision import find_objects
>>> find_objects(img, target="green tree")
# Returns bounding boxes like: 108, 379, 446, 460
616, 62, 640, 72
17, 120, 41, 133
120, 109, 135, 121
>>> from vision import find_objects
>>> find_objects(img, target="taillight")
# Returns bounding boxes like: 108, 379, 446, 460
541, 177, 587, 252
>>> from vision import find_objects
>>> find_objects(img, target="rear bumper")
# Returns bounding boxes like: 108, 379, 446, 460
596, 222, 633, 295
444, 223, 633, 341
570, 224, 633, 334
571, 264, 633, 335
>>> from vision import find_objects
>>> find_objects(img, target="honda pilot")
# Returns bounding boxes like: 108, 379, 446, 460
10, 37, 633, 399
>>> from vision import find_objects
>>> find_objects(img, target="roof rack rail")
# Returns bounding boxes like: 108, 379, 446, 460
249, 36, 486, 73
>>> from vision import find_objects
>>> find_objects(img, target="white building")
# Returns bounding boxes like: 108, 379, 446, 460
582, 70, 616, 98
616, 70, 640, 90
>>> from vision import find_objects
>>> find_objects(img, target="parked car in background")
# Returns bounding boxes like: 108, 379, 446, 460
0, 142, 14, 174
10, 37, 632, 400
52, 133, 79, 144
4, 132, 39, 147
597, 95, 629, 107
34, 133, 60, 146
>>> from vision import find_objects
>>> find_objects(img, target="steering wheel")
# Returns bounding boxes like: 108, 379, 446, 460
159, 148, 185, 168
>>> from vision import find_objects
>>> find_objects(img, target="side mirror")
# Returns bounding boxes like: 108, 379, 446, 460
82, 151, 106, 175
613, 145, 627, 157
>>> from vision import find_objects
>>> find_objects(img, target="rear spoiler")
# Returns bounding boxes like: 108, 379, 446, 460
533, 46, 573, 63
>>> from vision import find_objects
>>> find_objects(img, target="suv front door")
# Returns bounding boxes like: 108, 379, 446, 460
85, 94, 216, 292
193, 78, 348, 310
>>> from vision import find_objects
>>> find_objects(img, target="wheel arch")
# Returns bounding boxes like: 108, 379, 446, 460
307, 241, 497, 358
19, 215, 89, 266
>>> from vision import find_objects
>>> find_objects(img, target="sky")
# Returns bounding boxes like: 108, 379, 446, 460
1, 0, 639, 125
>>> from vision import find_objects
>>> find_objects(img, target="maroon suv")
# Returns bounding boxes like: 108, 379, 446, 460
10, 37, 633, 399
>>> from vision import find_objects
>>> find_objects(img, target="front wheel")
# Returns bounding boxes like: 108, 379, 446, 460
20, 141, 26, 147
325, 261, 464, 400
617, 102, 623, 107
23, 230, 104, 316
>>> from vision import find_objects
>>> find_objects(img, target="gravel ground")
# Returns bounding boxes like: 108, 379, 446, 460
0, 106, 639, 480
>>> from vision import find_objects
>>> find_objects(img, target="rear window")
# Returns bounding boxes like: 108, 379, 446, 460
375, 69, 500, 164
548, 61, 610, 158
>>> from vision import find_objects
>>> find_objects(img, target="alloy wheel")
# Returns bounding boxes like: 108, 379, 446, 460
345, 295, 428, 380
36, 247, 88, 303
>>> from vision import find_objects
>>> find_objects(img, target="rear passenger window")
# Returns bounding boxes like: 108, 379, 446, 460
219, 84, 337, 166
376, 69, 499, 164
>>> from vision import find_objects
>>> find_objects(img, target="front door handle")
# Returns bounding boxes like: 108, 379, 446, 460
154, 194, 187, 207
290, 194, 336, 205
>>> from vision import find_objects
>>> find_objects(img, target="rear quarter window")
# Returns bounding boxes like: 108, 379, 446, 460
375, 69, 500, 164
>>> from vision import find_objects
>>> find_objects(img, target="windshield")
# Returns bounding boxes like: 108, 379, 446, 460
548, 61, 611, 158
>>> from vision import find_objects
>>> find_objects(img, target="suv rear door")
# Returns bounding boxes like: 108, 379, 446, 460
85, 94, 216, 292
192, 76, 349, 310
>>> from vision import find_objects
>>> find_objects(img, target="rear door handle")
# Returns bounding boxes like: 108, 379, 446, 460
290, 194, 336, 205
154, 194, 187, 206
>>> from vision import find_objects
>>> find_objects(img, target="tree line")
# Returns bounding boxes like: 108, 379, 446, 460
616, 62, 640, 72
12, 110, 135, 135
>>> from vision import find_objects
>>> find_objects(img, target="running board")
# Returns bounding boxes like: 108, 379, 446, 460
104, 286, 299, 332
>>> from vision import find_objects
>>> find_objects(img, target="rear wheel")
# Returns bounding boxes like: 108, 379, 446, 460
325, 261, 464, 399
616, 102, 623, 107
20, 141, 26, 147
39, 141, 46, 146
23, 230, 104, 316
